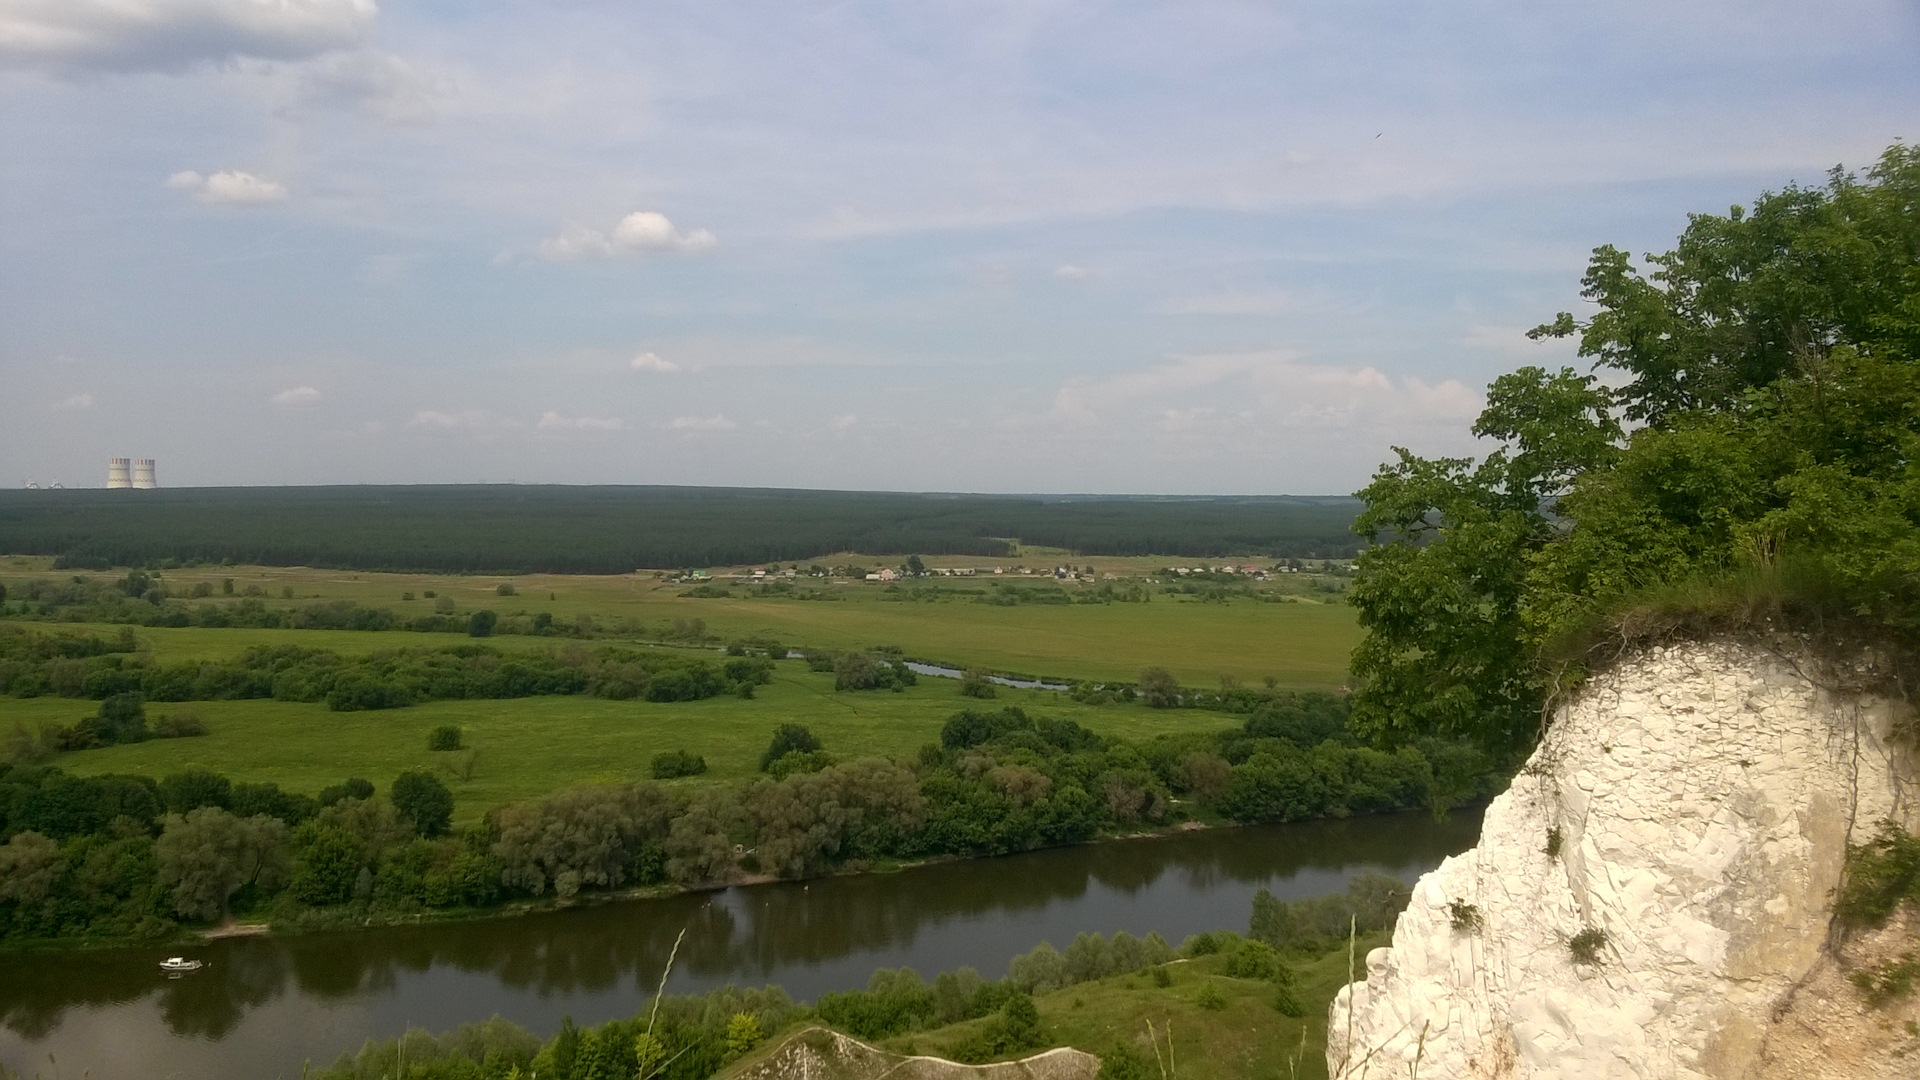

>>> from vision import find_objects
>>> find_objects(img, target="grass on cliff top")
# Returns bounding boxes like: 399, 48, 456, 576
18, 662, 1239, 823
865, 942, 1386, 1080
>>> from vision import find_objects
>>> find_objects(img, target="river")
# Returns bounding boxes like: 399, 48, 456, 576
0, 809, 1480, 1080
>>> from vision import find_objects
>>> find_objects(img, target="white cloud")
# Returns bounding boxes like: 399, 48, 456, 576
0, 0, 377, 74
409, 408, 499, 430
1053, 265, 1088, 280
270, 386, 322, 406
537, 411, 624, 431
166, 169, 288, 205
829, 413, 858, 430
668, 414, 738, 432
537, 211, 717, 262
630, 351, 680, 373
1044, 349, 1481, 436
52, 392, 93, 410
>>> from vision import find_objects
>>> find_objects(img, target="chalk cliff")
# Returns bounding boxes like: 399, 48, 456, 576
1327, 641, 1920, 1078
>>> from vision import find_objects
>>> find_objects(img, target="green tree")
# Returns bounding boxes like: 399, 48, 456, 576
1137, 667, 1180, 708
467, 609, 498, 637
725, 1012, 763, 1060
759, 723, 822, 771
391, 770, 454, 837
154, 807, 290, 921
288, 822, 363, 905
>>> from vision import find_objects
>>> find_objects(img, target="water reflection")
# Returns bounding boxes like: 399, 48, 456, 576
0, 809, 1479, 1080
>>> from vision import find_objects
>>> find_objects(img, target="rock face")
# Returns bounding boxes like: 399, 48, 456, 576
731, 1027, 1100, 1080
1328, 641, 1920, 1079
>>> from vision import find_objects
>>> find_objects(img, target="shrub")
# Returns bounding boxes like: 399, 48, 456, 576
760, 723, 822, 771
318, 777, 374, 806
495, 582, 516, 596
959, 669, 997, 699
1448, 899, 1484, 932
1271, 981, 1305, 1017
1195, 983, 1227, 1010
1151, 964, 1172, 988
1138, 667, 1181, 708
467, 610, 498, 638
766, 750, 836, 779
1545, 826, 1563, 859
651, 750, 708, 779
151, 710, 207, 738
392, 770, 454, 837
1834, 820, 1920, 927
1850, 953, 1919, 1008
1223, 939, 1279, 980
428, 725, 464, 752
1569, 927, 1607, 965
1098, 1040, 1153, 1080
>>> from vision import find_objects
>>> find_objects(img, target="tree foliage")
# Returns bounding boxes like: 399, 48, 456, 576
1350, 143, 1920, 751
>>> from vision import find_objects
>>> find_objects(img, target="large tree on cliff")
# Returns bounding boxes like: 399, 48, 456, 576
1349, 144, 1920, 753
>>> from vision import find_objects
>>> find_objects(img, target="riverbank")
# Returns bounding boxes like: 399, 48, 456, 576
0, 812, 1471, 1080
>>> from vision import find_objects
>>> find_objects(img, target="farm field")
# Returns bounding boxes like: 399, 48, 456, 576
4, 661, 1244, 823
0, 557, 1360, 687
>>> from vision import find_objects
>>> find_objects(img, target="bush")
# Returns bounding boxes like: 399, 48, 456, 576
1568, 927, 1607, 965
760, 724, 822, 771
959, 669, 997, 699
495, 582, 516, 596
391, 770, 453, 837
318, 777, 374, 806
1195, 983, 1227, 1010
467, 610, 497, 638
1834, 820, 1920, 927
651, 750, 708, 779
1545, 826, 1564, 859
1448, 899, 1484, 932
428, 725, 464, 752
1097, 1040, 1154, 1080
150, 709, 207, 738
766, 750, 835, 779
1138, 667, 1180, 708
1850, 953, 1919, 1008
1222, 939, 1279, 980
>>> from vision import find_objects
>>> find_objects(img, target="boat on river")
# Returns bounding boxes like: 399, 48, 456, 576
159, 957, 204, 974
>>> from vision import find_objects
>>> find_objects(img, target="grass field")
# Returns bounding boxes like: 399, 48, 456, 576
855, 938, 1384, 1080
10, 663, 1244, 822
0, 556, 1361, 687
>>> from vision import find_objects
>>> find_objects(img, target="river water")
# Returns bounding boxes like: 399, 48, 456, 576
0, 809, 1480, 1080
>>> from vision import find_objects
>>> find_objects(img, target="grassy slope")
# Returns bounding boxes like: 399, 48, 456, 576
0, 558, 1360, 686
872, 942, 1388, 1080
16, 664, 1241, 822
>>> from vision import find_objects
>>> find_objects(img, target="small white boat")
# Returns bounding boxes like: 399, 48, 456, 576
159, 956, 203, 974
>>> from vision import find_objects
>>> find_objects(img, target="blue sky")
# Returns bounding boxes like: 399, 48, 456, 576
2, 0, 1914, 493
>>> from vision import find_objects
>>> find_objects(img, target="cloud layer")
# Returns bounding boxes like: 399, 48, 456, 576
1, 0, 376, 73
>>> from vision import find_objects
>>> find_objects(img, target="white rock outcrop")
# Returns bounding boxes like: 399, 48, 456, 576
1327, 642, 1919, 1079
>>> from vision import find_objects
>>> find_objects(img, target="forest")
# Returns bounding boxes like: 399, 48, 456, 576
0, 486, 1363, 574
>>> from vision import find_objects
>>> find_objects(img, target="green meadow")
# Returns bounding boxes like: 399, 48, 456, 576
7, 661, 1243, 823
0, 556, 1361, 687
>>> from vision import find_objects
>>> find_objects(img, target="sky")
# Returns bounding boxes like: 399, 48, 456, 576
1, 1, 1915, 494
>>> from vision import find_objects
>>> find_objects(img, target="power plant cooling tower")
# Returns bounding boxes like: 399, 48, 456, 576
132, 459, 156, 489
107, 458, 131, 489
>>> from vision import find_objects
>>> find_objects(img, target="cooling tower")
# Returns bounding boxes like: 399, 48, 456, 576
107, 458, 131, 489
133, 459, 156, 489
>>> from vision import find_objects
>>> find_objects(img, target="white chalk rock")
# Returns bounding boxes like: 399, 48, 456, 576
1327, 642, 1919, 1079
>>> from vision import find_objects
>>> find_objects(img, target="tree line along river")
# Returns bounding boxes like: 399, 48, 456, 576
0, 808, 1480, 1080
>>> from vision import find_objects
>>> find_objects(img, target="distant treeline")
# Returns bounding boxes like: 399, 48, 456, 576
0, 486, 1363, 573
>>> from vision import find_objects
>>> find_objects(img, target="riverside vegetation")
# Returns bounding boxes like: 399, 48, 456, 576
222, 876, 1410, 1080
0, 624, 1498, 943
